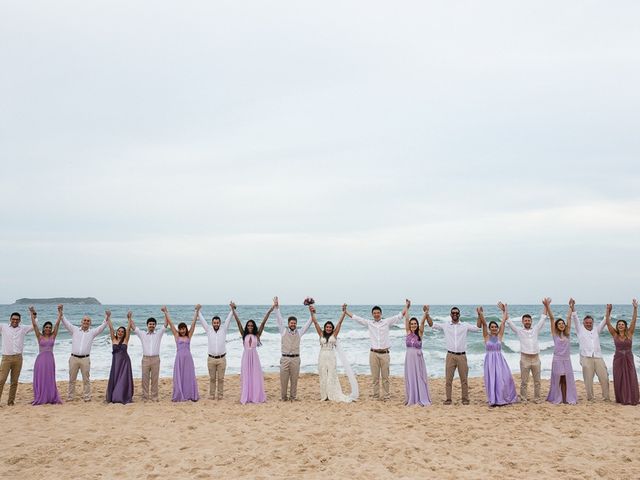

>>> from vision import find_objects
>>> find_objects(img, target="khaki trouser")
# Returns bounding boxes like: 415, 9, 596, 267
68, 356, 91, 401
207, 356, 227, 399
0, 354, 23, 405
445, 353, 469, 402
580, 355, 610, 401
141, 356, 160, 401
520, 353, 541, 401
369, 351, 391, 400
280, 356, 301, 400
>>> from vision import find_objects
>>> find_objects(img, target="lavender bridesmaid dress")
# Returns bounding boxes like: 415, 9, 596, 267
32, 337, 62, 405
546, 335, 578, 404
612, 337, 639, 405
240, 334, 266, 404
106, 343, 134, 404
172, 338, 199, 402
404, 333, 431, 406
483, 336, 517, 406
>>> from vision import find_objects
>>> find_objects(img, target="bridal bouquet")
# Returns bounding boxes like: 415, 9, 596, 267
303, 297, 315, 306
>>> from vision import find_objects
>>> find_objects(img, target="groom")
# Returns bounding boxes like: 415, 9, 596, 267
344, 299, 411, 401
274, 296, 313, 401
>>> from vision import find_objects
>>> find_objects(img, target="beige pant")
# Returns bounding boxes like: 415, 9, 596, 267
0, 354, 23, 405
369, 351, 391, 400
207, 356, 227, 399
280, 356, 301, 400
141, 356, 160, 401
520, 353, 541, 401
68, 355, 91, 401
580, 355, 610, 401
445, 353, 469, 402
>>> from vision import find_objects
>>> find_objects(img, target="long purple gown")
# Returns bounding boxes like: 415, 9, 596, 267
483, 336, 517, 406
172, 338, 199, 402
612, 337, 639, 405
106, 343, 134, 404
32, 337, 62, 405
404, 333, 431, 406
240, 334, 266, 404
546, 335, 577, 404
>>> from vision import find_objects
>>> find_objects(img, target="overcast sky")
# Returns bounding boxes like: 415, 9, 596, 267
1, 1, 639, 304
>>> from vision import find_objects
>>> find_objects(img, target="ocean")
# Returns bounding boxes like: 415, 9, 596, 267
1, 303, 636, 382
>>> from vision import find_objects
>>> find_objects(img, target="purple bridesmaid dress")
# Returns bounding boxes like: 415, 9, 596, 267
612, 337, 639, 405
106, 343, 134, 404
240, 334, 266, 404
546, 335, 578, 404
404, 333, 431, 406
172, 338, 199, 402
483, 336, 517, 406
32, 337, 62, 405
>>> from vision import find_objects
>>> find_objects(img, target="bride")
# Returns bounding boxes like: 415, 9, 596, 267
309, 303, 358, 402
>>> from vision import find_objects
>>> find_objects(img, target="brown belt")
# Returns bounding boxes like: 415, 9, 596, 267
370, 348, 389, 354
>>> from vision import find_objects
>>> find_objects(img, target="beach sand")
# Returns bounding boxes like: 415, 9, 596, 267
1, 374, 639, 480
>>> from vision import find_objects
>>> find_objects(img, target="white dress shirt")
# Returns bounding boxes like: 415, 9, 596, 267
62, 316, 107, 356
0, 323, 34, 355
275, 309, 313, 337
432, 321, 481, 353
506, 314, 546, 355
352, 312, 403, 350
572, 312, 606, 358
134, 325, 167, 356
198, 310, 233, 356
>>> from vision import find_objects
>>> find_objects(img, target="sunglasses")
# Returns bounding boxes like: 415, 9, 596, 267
451, 312, 460, 316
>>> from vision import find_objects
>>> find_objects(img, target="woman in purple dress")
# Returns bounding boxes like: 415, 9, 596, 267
164, 306, 199, 402
544, 298, 577, 405
231, 301, 272, 404
478, 305, 517, 406
105, 310, 134, 404
29, 305, 62, 405
403, 305, 431, 406
605, 300, 639, 405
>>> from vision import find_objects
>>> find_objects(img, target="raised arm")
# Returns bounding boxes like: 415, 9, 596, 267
162, 306, 179, 339
565, 298, 573, 335
422, 305, 433, 328
604, 304, 616, 336
334, 309, 347, 338
29, 306, 41, 340
478, 307, 488, 341
404, 307, 410, 334
223, 307, 234, 330
187, 306, 198, 339
499, 302, 517, 334
105, 310, 116, 342
231, 302, 243, 336
197, 305, 211, 333
629, 298, 638, 337
498, 309, 507, 340
125, 311, 133, 343
257, 303, 275, 337
52, 306, 62, 338
543, 298, 556, 336
273, 296, 285, 335
60, 305, 75, 333
310, 305, 322, 337
419, 307, 428, 337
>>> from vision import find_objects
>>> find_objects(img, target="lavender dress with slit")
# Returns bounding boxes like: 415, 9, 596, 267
546, 335, 577, 404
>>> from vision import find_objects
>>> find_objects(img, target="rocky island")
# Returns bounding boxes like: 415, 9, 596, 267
13, 297, 102, 305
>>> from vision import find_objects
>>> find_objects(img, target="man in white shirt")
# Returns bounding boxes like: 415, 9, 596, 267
501, 301, 546, 402
61, 305, 108, 401
569, 298, 610, 402
427, 306, 481, 405
273, 297, 313, 402
0, 311, 34, 405
130, 312, 168, 402
196, 302, 234, 400
345, 299, 411, 401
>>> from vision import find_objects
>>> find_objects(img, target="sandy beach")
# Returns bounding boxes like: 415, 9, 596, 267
2, 374, 639, 480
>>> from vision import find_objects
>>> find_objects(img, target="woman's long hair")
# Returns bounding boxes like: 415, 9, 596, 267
409, 317, 420, 341
322, 321, 335, 341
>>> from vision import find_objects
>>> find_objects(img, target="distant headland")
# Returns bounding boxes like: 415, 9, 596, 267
12, 297, 102, 305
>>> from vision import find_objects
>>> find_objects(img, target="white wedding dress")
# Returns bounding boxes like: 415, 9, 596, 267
318, 335, 358, 402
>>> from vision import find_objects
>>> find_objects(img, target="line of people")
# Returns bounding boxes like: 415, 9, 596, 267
0, 297, 637, 407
